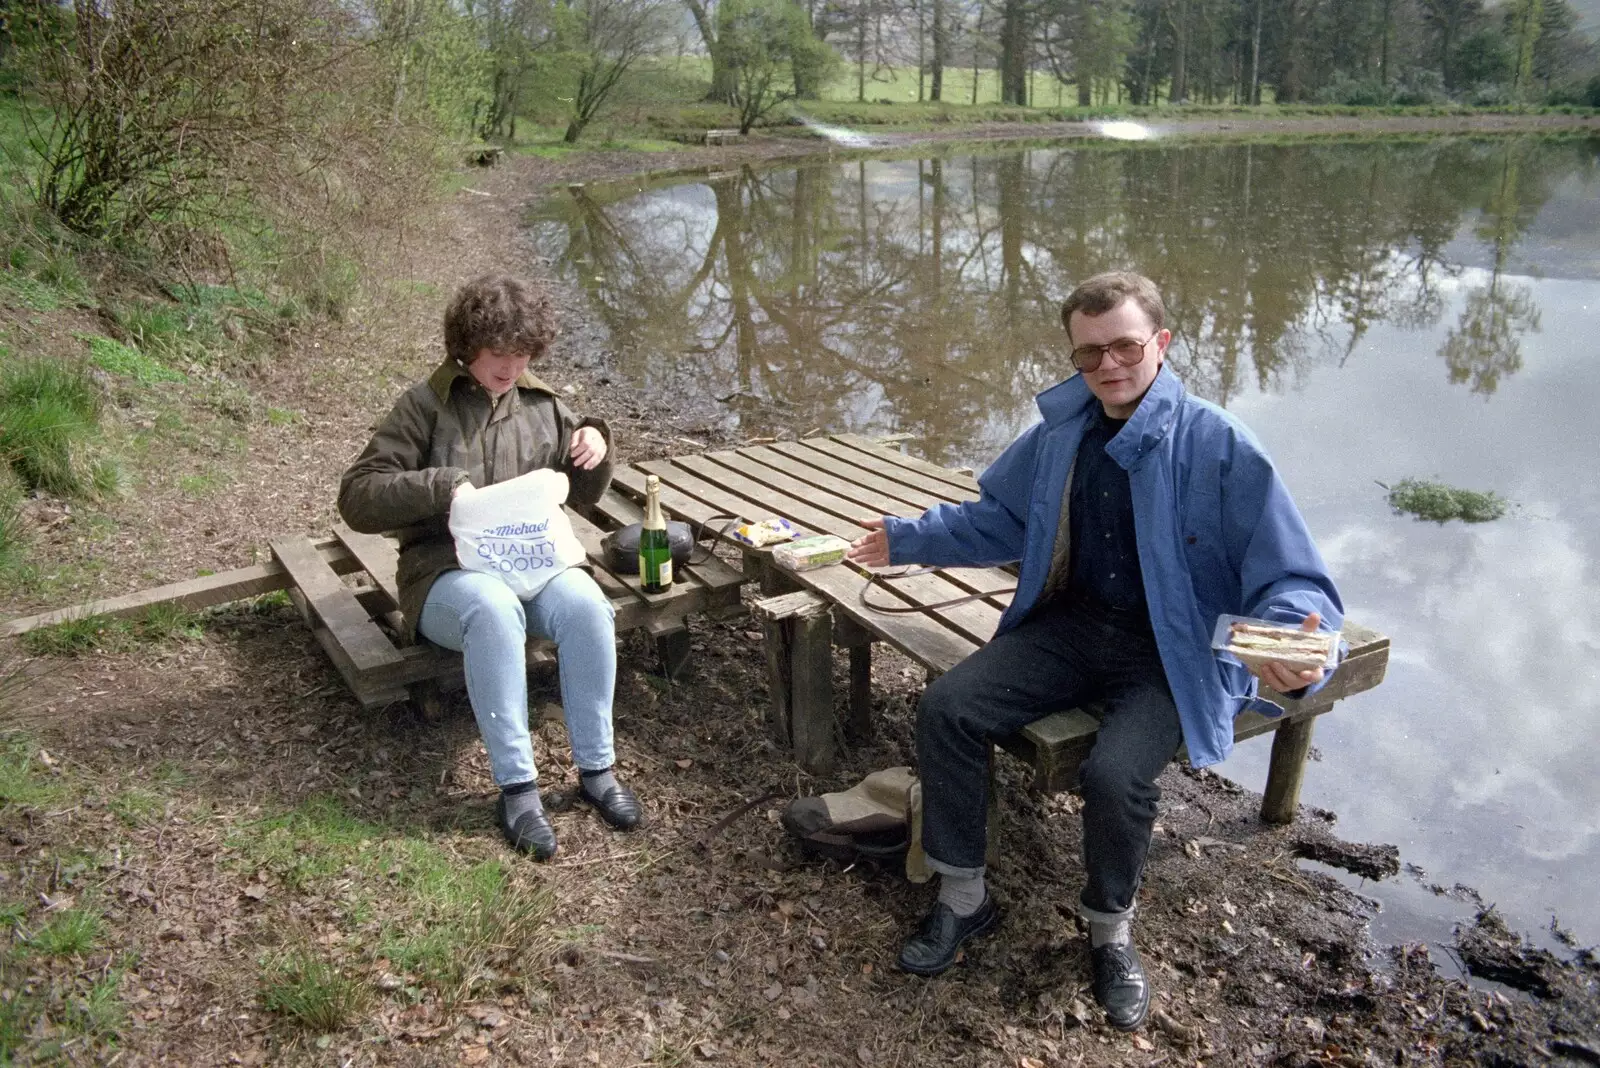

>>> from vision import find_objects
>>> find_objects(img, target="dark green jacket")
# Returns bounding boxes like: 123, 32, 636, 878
337, 360, 612, 638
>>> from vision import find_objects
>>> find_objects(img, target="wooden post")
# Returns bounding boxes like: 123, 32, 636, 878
648, 619, 692, 680
1261, 715, 1316, 824
789, 605, 836, 774
834, 614, 875, 742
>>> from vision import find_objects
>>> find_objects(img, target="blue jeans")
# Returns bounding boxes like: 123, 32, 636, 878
916, 596, 1183, 916
418, 567, 617, 787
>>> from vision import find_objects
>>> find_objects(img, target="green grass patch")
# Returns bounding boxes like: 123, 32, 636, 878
20, 603, 206, 657
177, 470, 227, 497
80, 333, 187, 386
0, 733, 65, 809
258, 947, 368, 1032
107, 786, 166, 827
265, 406, 298, 426
0, 355, 112, 498
26, 907, 105, 958
0, 466, 27, 579
1385, 478, 1508, 524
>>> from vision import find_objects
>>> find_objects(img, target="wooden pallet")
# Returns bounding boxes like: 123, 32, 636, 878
269, 514, 746, 711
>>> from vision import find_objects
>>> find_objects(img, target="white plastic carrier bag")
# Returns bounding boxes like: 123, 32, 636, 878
448, 468, 587, 598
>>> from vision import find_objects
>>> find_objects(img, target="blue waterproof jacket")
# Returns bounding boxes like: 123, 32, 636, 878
882, 365, 1343, 767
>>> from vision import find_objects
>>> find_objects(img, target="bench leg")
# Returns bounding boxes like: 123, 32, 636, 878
649, 620, 692, 681
847, 645, 873, 742
1261, 716, 1316, 824
789, 608, 836, 774
761, 613, 792, 747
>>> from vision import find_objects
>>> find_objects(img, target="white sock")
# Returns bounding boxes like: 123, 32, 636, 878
1089, 916, 1132, 948
937, 870, 987, 917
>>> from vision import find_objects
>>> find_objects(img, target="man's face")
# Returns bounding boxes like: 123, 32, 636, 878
1067, 299, 1171, 419
467, 347, 533, 397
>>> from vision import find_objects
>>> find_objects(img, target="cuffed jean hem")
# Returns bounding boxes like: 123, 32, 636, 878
926, 854, 985, 880
1079, 901, 1136, 926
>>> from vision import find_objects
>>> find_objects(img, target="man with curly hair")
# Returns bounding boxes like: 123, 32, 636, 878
339, 274, 641, 860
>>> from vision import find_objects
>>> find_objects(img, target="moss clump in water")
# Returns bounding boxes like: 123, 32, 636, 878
1386, 478, 1507, 524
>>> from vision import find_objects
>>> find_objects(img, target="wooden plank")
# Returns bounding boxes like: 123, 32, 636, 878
734, 445, 1015, 607
1, 537, 359, 638
767, 439, 950, 511
831, 433, 983, 495
271, 537, 405, 676
333, 524, 402, 610
566, 506, 697, 610
613, 464, 981, 674
653, 455, 1007, 646
796, 437, 976, 503
743, 444, 939, 517
287, 589, 409, 709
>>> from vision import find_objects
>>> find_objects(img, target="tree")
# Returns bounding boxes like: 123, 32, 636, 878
476, 0, 554, 141
722, 0, 838, 132
560, 0, 673, 142
998, 0, 1027, 103
1419, 0, 1485, 89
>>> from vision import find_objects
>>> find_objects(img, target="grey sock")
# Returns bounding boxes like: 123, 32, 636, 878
579, 767, 618, 798
501, 782, 545, 825
1088, 916, 1132, 948
937, 870, 987, 917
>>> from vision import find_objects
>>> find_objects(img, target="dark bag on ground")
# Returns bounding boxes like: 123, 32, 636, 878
601, 521, 695, 574
780, 767, 930, 881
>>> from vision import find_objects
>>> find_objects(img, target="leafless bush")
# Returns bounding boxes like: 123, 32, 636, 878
22, 0, 448, 298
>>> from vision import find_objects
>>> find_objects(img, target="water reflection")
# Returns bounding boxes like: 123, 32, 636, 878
530, 135, 1600, 945
531, 137, 1597, 463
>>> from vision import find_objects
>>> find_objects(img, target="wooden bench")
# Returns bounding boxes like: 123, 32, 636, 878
703, 129, 740, 146
267, 494, 746, 712
610, 433, 1388, 825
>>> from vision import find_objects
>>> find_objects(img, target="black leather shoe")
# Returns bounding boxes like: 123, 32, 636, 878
896, 895, 1001, 976
578, 781, 643, 830
496, 795, 558, 861
1091, 942, 1150, 1031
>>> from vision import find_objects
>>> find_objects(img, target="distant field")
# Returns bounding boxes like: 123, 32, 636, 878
637, 55, 1083, 107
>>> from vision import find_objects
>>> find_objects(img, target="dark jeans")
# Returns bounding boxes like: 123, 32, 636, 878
916, 597, 1183, 914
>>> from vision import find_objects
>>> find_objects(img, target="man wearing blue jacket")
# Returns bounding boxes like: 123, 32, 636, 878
846, 272, 1342, 1031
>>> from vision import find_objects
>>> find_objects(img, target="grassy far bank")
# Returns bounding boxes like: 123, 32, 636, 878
496, 55, 1599, 155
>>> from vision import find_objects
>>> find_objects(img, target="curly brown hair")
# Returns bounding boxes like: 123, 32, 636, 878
443, 274, 559, 365
1059, 271, 1165, 341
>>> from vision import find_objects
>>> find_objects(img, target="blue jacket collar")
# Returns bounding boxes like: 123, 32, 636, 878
1034, 364, 1185, 468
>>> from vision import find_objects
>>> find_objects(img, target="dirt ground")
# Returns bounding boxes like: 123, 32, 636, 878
3, 115, 1600, 1066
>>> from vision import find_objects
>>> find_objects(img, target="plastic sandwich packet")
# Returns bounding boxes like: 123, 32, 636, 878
1211, 614, 1340, 672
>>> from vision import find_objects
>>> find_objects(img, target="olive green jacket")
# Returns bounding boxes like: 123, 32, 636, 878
337, 360, 613, 638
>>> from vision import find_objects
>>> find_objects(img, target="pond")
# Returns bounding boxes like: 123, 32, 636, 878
529, 134, 1600, 952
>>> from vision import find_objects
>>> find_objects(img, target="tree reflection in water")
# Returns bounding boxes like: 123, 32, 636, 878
530, 136, 1591, 462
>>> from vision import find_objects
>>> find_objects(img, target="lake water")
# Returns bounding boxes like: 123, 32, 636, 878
530, 134, 1600, 952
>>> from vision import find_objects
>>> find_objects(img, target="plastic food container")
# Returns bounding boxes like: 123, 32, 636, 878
1212, 615, 1339, 672
731, 517, 798, 547
772, 535, 851, 572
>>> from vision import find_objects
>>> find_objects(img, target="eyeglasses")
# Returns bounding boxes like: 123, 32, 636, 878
1069, 332, 1159, 373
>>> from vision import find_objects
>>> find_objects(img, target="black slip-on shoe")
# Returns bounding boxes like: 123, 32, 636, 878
1091, 941, 1151, 1031
896, 894, 1001, 976
496, 795, 558, 861
577, 781, 643, 830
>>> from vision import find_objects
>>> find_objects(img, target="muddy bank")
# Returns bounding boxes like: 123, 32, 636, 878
2, 122, 1598, 1064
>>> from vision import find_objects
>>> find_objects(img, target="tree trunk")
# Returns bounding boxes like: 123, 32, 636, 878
857, 0, 868, 102
564, 119, 584, 143
930, 0, 946, 100
999, 0, 1026, 104
1169, 0, 1189, 104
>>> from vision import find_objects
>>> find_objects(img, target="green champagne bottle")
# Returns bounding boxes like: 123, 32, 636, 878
639, 474, 673, 593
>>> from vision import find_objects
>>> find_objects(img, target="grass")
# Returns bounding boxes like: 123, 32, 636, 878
0, 354, 113, 498
0, 733, 65, 809
0, 466, 26, 580
230, 796, 555, 1006
26, 907, 104, 957
19, 603, 206, 656
80, 333, 187, 385
1386, 478, 1508, 523
259, 948, 368, 1032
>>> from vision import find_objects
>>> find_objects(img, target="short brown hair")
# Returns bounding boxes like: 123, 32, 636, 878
443, 274, 558, 365
1059, 272, 1165, 341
